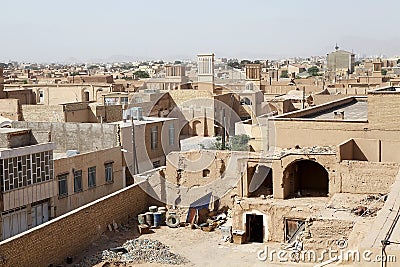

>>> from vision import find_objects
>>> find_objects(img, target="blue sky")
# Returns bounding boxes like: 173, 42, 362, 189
1, 0, 399, 62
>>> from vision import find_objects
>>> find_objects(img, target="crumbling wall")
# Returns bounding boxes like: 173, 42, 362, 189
0, 181, 160, 267
339, 161, 400, 194
303, 219, 353, 251
232, 201, 315, 242
165, 150, 231, 188
164, 150, 240, 208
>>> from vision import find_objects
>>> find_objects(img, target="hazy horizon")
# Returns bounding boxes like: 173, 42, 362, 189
1, 0, 399, 63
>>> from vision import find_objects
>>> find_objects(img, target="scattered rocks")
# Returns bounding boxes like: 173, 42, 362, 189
78, 239, 188, 266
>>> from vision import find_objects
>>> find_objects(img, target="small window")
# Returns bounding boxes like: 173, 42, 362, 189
153, 160, 161, 168
88, 166, 96, 188
169, 124, 175, 145
203, 169, 210, 178
84, 91, 90, 102
58, 174, 68, 197
38, 90, 44, 103
105, 163, 113, 183
121, 97, 128, 105
151, 126, 158, 150
73, 170, 83, 193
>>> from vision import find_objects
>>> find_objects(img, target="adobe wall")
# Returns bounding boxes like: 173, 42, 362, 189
92, 104, 122, 123
0, 99, 21, 120
273, 120, 369, 147
22, 105, 65, 122
338, 161, 400, 194
11, 121, 119, 153
5, 89, 35, 105
231, 200, 354, 244
0, 181, 160, 267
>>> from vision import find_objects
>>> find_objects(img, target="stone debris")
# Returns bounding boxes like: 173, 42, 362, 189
78, 239, 188, 266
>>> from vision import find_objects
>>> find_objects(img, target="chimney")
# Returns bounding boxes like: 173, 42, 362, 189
333, 111, 345, 120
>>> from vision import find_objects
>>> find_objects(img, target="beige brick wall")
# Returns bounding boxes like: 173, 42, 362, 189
22, 105, 65, 122
0, 181, 160, 267
338, 161, 400, 194
368, 93, 400, 130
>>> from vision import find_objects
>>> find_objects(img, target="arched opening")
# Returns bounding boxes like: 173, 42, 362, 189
283, 159, 328, 199
192, 120, 202, 136
179, 121, 191, 139
38, 90, 44, 104
83, 91, 90, 102
247, 164, 273, 197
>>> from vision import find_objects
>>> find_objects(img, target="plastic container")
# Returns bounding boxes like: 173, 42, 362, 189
158, 207, 167, 212
149, 206, 158, 212
138, 214, 146, 225
153, 212, 162, 227
145, 212, 154, 226
159, 210, 166, 225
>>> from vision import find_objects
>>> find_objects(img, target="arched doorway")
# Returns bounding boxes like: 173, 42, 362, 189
283, 159, 328, 199
192, 120, 202, 136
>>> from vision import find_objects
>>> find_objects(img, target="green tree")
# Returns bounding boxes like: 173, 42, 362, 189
381, 69, 387, 76
280, 70, 289, 78
307, 66, 320, 76
229, 134, 250, 151
397, 59, 400, 65
133, 70, 150, 79
227, 61, 240, 69
203, 134, 250, 151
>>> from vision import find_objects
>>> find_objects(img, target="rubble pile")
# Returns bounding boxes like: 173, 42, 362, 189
79, 239, 187, 266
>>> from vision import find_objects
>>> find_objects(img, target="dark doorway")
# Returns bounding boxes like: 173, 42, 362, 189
246, 214, 263, 243
283, 160, 329, 199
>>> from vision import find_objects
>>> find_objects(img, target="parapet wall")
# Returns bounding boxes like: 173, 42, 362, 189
0, 181, 160, 267
12, 121, 119, 153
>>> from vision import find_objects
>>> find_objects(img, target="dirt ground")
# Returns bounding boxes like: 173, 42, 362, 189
73, 224, 319, 267
71, 193, 384, 267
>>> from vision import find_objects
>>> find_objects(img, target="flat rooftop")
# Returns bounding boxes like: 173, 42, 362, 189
302, 99, 367, 120
271, 96, 368, 121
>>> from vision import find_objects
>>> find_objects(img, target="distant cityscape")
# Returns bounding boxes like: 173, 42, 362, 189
1, 45, 400, 267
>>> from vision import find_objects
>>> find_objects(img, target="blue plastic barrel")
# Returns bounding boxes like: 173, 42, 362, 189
153, 212, 162, 227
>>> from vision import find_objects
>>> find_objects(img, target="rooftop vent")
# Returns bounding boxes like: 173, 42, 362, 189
333, 111, 344, 120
